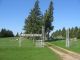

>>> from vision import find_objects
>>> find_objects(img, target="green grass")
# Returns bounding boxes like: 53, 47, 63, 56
50, 39, 80, 53
0, 37, 60, 60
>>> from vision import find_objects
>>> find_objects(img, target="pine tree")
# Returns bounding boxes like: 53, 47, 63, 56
44, 1, 54, 40
16, 32, 19, 37
74, 26, 78, 38
62, 27, 66, 38
24, 0, 42, 34
70, 27, 75, 38
77, 28, 80, 39
0, 28, 14, 37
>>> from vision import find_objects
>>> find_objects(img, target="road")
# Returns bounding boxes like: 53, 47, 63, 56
47, 43, 80, 60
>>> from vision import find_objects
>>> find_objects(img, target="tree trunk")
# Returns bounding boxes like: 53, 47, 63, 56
47, 31, 49, 40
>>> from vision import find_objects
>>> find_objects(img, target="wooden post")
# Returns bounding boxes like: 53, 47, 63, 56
19, 34, 22, 47
42, 26, 45, 47
19, 37, 21, 47
66, 28, 70, 47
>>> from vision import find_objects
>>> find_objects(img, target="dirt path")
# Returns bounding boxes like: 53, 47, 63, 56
47, 43, 80, 60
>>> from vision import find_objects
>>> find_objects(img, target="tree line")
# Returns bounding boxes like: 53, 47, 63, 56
0, 28, 14, 37
24, 0, 54, 40
52, 27, 80, 39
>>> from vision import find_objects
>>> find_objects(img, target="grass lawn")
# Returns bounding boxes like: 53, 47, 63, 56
0, 37, 60, 60
50, 39, 80, 53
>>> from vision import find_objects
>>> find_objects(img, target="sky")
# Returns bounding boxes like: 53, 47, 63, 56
0, 0, 80, 34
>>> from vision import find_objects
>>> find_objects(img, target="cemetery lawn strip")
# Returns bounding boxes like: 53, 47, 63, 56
0, 37, 60, 60
49, 39, 80, 53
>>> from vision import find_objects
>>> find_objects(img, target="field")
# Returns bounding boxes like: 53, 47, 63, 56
0, 37, 60, 60
50, 39, 80, 53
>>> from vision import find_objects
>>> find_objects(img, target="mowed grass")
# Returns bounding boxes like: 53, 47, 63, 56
50, 39, 80, 53
0, 37, 60, 60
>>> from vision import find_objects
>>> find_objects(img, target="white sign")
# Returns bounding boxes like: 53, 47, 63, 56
21, 34, 42, 37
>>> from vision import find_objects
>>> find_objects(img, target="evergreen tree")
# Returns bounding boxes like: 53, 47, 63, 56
52, 30, 59, 38
70, 27, 75, 38
0, 28, 14, 37
62, 27, 66, 38
74, 26, 78, 38
0, 29, 6, 37
16, 32, 19, 37
24, 0, 42, 34
58, 29, 62, 36
44, 1, 54, 40
77, 28, 80, 39
52, 27, 80, 39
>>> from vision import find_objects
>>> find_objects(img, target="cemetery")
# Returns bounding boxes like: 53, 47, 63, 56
0, 0, 80, 60
0, 37, 61, 60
